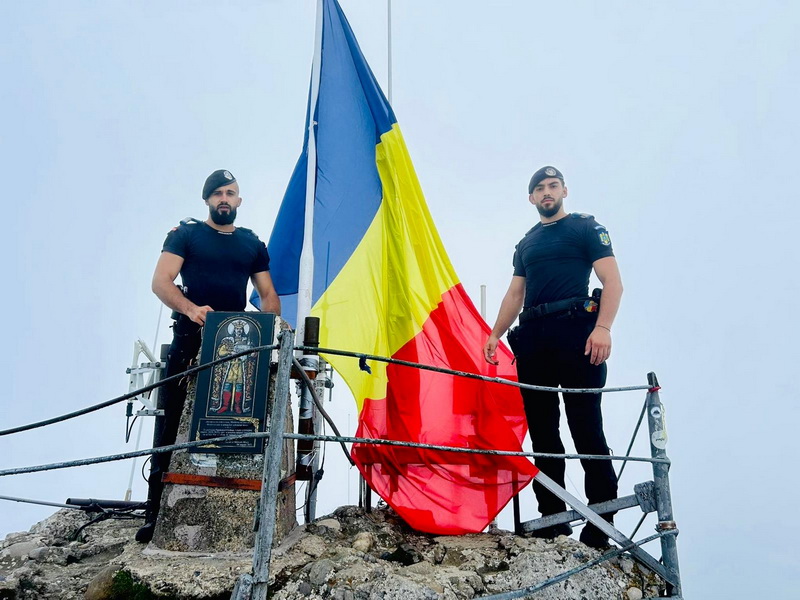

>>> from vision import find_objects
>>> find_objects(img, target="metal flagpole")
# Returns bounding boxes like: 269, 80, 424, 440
294, 0, 325, 524
296, 0, 324, 346
387, 0, 393, 104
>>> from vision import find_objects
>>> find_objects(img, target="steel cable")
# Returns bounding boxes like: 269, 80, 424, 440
294, 344, 653, 395
0, 431, 667, 478
0, 343, 278, 437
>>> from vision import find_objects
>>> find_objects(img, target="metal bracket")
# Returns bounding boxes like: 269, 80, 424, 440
634, 480, 657, 513
520, 480, 658, 535
125, 339, 164, 414
534, 472, 677, 586
135, 409, 164, 417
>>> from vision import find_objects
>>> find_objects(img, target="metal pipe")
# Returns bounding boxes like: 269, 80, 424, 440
387, 0, 393, 104
646, 372, 682, 597
296, 317, 320, 482
295, 0, 324, 344
0, 494, 85, 510
301, 316, 322, 520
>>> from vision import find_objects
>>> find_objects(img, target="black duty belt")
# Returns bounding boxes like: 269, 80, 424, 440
519, 296, 598, 324
172, 313, 202, 337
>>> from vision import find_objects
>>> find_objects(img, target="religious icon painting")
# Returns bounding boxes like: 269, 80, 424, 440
189, 312, 276, 454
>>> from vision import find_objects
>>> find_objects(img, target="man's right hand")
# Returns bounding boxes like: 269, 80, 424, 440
483, 335, 500, 365
186, 305, 214, 326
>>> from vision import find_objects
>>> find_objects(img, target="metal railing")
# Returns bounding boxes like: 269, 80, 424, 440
0, 326, 682, 600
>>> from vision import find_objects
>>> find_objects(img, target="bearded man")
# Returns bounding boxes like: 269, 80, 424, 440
136, 169, 280, 542
483, 166, 623, 549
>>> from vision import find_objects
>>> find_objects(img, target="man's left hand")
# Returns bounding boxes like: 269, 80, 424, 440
585, 326, 612, 365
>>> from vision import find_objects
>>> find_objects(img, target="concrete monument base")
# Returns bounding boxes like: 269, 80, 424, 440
150, 347, 297, 553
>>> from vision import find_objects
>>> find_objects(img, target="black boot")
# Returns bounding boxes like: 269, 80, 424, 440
135, 467, 165, 543
135, 518, 156, 543
135, 501, 157, 543
579, 516, 613, 549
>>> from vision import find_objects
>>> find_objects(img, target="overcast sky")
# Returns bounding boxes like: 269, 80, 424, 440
2, 1, 799, 597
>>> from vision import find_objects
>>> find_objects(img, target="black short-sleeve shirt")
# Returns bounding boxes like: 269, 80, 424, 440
512, 213, 614, 308
162, 221, 270, 312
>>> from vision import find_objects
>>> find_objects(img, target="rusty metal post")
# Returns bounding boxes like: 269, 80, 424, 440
645, 372, 682, 597
243, 328, 295, 600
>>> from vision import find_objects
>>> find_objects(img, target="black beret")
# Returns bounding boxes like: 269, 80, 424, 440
528, 166, 564, 194
202, 169, 237, 200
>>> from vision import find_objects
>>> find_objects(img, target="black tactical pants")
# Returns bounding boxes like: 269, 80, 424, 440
145, 318, 202, 514
512, 312, 618, 517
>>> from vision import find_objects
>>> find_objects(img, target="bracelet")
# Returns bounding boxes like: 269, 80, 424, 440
595, 325, 611, 332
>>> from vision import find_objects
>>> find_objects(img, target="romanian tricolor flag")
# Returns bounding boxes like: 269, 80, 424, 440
261, 0, 537, 534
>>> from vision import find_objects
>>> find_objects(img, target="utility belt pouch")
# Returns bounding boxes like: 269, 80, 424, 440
169, 284, 188, 322
172, 313, 201, 337
506, 326, 521, 356
169, 284, 200, 337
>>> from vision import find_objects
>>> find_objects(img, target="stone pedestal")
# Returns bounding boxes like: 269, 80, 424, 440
150, 341, 297, 553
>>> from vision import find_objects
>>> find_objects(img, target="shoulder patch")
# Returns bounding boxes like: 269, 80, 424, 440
598, 230, 612, 246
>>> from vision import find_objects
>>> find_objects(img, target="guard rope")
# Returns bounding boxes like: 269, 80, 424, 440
295, 344, 654, 394
1, 342, 658, 439
0, 431, 668, 478
0, 344, 278, 437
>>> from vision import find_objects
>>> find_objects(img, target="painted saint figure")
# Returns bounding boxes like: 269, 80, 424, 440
211, 319, 256, 415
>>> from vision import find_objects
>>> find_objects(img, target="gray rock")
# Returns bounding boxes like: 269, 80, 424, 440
382, 543, 423, 566
316, 518, 341, 532
2, 540, 41, 560
298, 580, 313, 596
620, 557, 634, 574
403, 560, 435, 576
1, 505, 666, 599
1, 532, 28, 547
28, 545, 70, 565
309, 558, 335, 586
298, 534, 327, 558
351, 532, 372, 553
626, 586, 643, 600
84, 564, 122, 600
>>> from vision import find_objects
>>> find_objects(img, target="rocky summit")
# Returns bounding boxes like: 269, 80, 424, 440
0, 506, 663, 599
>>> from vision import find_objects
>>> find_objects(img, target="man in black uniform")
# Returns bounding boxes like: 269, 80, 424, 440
483, 166, 623, 549
136, 169, 281, 543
